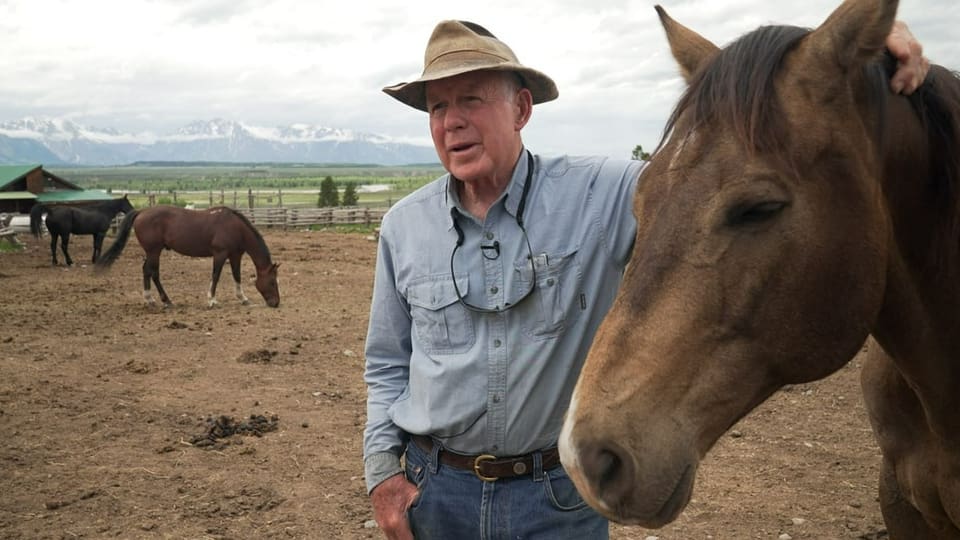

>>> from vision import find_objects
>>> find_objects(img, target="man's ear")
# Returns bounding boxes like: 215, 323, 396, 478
515, 87, 533, 131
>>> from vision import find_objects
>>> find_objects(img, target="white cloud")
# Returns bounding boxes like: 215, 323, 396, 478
1, 0, 957, 159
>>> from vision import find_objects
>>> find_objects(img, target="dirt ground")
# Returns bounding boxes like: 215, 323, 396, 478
0, 229, 888, 539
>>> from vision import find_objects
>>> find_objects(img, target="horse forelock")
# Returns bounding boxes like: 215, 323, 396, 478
659, 25, 810, 162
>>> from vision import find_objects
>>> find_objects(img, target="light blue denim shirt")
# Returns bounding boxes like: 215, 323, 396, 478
363, 149, 643, 493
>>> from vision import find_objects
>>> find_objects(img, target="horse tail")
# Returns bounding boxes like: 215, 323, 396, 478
29, 203, 47, 238
95, 209, 139, 271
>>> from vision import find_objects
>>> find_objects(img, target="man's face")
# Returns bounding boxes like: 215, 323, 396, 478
425, 70, 530, 184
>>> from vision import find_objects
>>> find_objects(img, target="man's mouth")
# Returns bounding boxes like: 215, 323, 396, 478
449, 142, 476, 154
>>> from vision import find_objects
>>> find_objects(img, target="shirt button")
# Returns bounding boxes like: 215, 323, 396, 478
493, 394, 501, 403
485, 232, 494, 240
491, 445, 499, 452
490, 286, 498, 294
546, 278, 555, 287
493, 339, 502, 348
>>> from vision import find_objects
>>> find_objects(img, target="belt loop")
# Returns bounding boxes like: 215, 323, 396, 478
532, 451, 544, 482
428, 438, 441, 475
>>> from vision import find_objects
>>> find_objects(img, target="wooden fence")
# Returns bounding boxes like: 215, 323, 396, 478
236, 206, 387, 229
14, 205, 387, 236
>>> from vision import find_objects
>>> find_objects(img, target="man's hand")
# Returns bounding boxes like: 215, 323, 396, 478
886, 20, 930, 95
371, 473, 419, 540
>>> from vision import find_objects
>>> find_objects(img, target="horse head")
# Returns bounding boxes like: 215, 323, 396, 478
560, 0, 906, 527
255, 262, 281, 308
118, 195, 135, 214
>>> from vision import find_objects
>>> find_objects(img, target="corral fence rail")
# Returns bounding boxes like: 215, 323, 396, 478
236, 206, 388, 229
11, 206, 387, 237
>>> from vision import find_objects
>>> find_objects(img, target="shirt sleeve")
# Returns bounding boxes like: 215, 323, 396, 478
363, 222, 413, 493
592, 159, 645, 267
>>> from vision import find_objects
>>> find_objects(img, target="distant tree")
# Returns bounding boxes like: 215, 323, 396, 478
631, 144, 652, 161
318, 176, 339, 207
341, 183, 359, 206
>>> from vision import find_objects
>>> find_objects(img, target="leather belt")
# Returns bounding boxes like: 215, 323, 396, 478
411, 434, 561, 482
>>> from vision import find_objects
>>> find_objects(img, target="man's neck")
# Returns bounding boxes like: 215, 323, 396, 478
454, 148, 525, 221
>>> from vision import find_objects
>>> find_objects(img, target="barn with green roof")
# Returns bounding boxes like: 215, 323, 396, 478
0, 164, 112, 214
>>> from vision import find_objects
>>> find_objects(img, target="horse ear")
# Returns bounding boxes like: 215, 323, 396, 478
655, 5, 720, 83
800, 0, 899, 74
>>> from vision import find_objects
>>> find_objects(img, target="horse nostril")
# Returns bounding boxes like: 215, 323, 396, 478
596, 449, 621, 490
581, 442, 632, 500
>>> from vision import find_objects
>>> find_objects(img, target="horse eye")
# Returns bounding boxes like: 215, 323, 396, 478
725, 201, 788, 227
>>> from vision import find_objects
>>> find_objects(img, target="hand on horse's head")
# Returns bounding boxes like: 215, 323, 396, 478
887, 20, 930, 95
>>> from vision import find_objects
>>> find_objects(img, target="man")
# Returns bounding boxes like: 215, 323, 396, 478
364, 19, 928, 540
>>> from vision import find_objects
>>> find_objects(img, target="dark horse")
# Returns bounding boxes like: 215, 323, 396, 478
30, 195, 134, 266
95, 206, 280, 308
560, 1, 960, 538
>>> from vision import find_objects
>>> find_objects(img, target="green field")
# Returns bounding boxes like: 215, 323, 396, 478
48, 163, 447, 209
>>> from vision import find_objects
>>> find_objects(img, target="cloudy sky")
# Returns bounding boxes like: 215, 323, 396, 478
2, 0, 957, 159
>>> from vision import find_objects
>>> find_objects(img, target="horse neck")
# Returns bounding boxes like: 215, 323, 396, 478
239, 220, 272, 271
870, 87, 960, 409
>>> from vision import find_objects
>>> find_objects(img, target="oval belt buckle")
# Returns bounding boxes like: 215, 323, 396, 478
473, 454, 498, 482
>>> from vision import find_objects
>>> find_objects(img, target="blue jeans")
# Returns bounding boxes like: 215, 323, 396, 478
404, 439, 609, 540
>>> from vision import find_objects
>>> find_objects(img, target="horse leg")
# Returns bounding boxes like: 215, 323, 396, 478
142, 253, 172, 306
60, 233, 73, 266
877, 458, 957, 539
141, 258, 157, 305
92, 232, 104, 263
48, 233, 59, 266
208, 256, 227, 307
228, 253, 250, 305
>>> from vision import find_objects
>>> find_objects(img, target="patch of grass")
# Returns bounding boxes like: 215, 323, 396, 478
0, 241, 25, 253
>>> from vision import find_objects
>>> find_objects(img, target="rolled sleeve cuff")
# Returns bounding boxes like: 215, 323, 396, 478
365, 451, 404, 494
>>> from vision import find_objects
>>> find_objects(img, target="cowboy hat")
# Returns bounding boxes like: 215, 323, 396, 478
383, 20, 559, 112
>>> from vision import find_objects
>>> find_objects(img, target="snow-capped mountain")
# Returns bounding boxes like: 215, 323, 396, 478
0, 118, 438, 166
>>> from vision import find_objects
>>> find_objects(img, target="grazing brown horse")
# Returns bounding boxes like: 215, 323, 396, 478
95, 206, 280, 308
558, 1, 960, 538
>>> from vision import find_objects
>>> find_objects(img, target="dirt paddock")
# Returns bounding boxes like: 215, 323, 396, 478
0, 230, 887, 539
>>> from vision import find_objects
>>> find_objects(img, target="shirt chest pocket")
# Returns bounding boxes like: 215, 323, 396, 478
406, 277, 476, 355
512, 249, 582, 340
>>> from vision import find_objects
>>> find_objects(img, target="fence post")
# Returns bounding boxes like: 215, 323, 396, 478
248, 188, 254, 209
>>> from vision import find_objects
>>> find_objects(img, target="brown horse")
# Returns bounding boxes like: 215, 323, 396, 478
95, 206, 280, 308
559, 1, 960, 538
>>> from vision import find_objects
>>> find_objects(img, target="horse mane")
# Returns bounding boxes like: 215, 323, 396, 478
659, 25, 809, 158
659, 24, 960, 264
227, 208, 273, 263
901, 64, 960, 261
